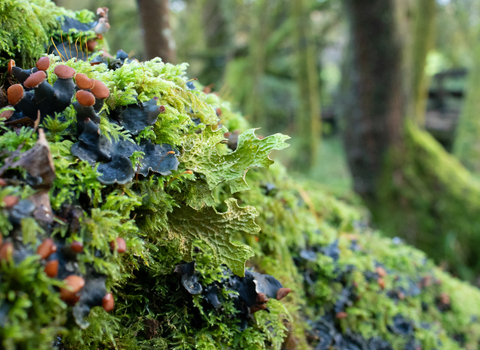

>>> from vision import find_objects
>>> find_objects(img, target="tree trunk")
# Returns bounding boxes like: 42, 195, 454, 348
343, 0, 480, 282
137, 0, 176, 63
453, 37, 480, 171
343, 0, 405, 201
291, 0, 322, 169
246, 0, 270, 128
411, 0, 436, 125
198, 0, 231, 87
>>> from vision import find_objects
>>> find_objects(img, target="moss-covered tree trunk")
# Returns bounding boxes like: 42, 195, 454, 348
246, 0, 269, 128
342, 0, 405, 200
343, 0, 480, 281
291, 0, 322, 169
411, 0, 436, 125
453, 40, 480, 172
198, 0, 231, 87
137, 0, 176, 62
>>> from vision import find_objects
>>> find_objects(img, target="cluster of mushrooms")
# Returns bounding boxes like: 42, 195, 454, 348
0, 195, 126, 327
6, 57, 109, 125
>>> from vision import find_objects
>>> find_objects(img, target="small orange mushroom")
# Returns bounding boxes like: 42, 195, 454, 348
35, 57, 50, 71
87, 40, 98, 52
36, 238, 57, 259
256, 293, 268, 304
102, 293, 114, 312
75, 73, 95, 90
3, 196, 19, 208
70, 241, 84, 253
90, 79, 110, 99
377, 277, 386, 290
24, 71, 47, 88
110, 237, 127, 253
7, 59, 15, 75
60, 275, 85, 304
54, 65, 76, 79
7, 84, 24, 106
0, 243, 13, 261
336, 311, 348, 319
276, 287, 292, 300
439, 292, 450, 305
76, 90, 96, 107
44, 260, 59, 278
375, 266, 387, 277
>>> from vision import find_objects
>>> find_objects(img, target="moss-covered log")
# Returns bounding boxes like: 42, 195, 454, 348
1, 1, 480, 350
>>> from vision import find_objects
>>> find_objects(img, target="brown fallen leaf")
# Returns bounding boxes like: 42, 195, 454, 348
9, 129, 55, 186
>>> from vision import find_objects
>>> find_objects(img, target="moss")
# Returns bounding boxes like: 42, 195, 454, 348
0, 0, 93, 69
238, 164, 480, 349
376, 119, 480, 281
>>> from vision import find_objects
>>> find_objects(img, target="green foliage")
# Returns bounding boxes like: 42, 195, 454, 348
181, 126, 290, 193
168, 199, 259, 277
0, 256, 65, 350
0, 0, 92, 68
377, 120, 480, 281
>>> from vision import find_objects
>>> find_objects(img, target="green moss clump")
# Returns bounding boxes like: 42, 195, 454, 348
376, 120, 480, 281
0, 0, 93, 69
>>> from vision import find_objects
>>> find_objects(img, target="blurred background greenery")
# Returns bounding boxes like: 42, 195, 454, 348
54, 0, 480, 282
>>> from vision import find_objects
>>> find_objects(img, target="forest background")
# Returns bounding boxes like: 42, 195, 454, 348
52, 0, 480, 284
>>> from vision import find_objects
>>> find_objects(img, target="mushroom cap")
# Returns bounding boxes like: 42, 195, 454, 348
60, 275, 85, 303
44, 260, 59, 278
0, 243, 13, 261
91, 80, 110, 99
276, 287, 292, 300
76, 90, 96, 107
75, 73, 95, 90
110, 237, 126, 253
36, 57, 50, 71
3, 195, 19, 208
24, 71, 46, 88
97, 7, 109, 17
7, 84, 24, 105
54, 65, 76, 79
102, 293, 114, 312
36, 238, 57, 259
70, 241, 84, 253
7, 59, 15, 75
87, 40, 98, 52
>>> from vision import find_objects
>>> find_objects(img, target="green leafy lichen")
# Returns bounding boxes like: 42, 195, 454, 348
168, 198, 258, 277
181, 126, 290, 193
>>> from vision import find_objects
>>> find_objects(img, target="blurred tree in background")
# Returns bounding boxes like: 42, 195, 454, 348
137, 0, 176, 62
53, 0, 480, 281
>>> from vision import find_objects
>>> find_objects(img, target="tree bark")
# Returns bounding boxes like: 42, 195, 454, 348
198, 0, 230, 87
246, 0, 270, 128
137, 0, 176, 63
453, 29, 480, 171
343, 0, 405, 200
291, 0, 322, 169
343, 0, 480, 282
411, 0, 436, 125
